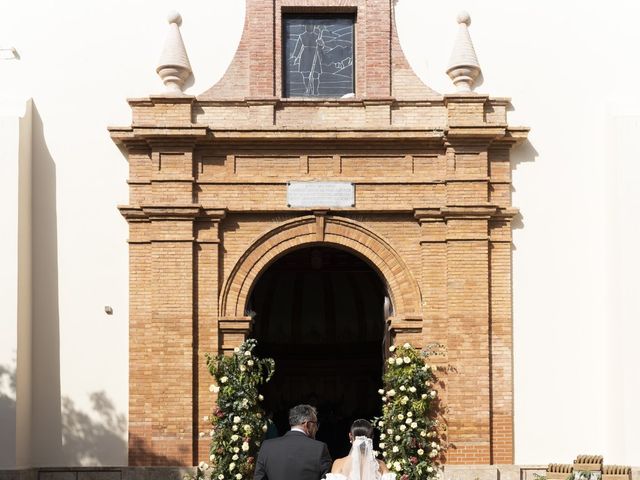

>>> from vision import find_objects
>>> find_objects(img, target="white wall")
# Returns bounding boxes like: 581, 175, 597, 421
0, 0, 638, 467
0, 97, 32, 468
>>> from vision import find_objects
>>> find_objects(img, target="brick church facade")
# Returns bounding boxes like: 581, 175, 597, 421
110, 0, 527, 467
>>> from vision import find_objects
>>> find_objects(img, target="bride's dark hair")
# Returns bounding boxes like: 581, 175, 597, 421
350, 418, 374, 438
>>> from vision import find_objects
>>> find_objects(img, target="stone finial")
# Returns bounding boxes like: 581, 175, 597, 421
156, 11, 192, 94
446, 11, 481, 93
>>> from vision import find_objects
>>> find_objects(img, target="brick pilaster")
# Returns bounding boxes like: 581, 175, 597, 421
195, 209, 226, 462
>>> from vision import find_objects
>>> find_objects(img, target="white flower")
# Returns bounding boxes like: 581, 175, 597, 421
229, 462, 236, 471
392, 446, 399, 453
232, 425, 238, 431
431, 441, 438, 448
210, 454, 215, 462
388, 358, 395, 365
409, 386, 416, 393
379, 442, 386, 449
397, 414, 404, 420
231, 434, 239, 441
233, 447, 239, 453
430, 390, 437, 398
232, 454, 239, 461
400, 425, 407, 432
387, 389, 396, 397
403, 342, 411, 349
199, 432, 205, 438
247, 359, 254, 366
243, 424, 252, 432
425, 381, 431, 387
429, 450, 437, 458
403, 356, 411, 364
209, 384, 219, 393
393, 461, 402, 472
235, 475, 242, 480
399, 385, 406, 391
198, 461, 209, 470
220, 376, 228, 384
418, 448, 424, 455
411, 422, 418, 429
234, 347, 240, 353
233, 416, 241, 423
387, 428, 393, 434
378, 420, 385, 427
244, 351, 251, 356
258, 394, 264, 401
405, 418, 411, 425
378, 389, 385, 395
262, 424, 268, 432
240, 365, 246, 372
382, 451, 387, 458
420, 430, 427, 437
242, 441, 250, 451
427, 466, 433, 473
421, 393, 428, 399
395, 435, 401, 441
389, 345, 396, 352
407, 411, 413, 418
395, 358, 403, 366
380, 433, 386, 440
218, 475, 224, 480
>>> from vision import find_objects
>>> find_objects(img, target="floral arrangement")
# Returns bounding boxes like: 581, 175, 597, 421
195, 339, 275, 480
376, 343, 444, 480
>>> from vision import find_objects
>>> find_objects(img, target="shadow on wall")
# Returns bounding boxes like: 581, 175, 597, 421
128, 437, 191, 467
0, 366, 130, 467
61, 392, 127, 465
0, 363, 17, 466
31, 103, 63, 465
511, 138, 539, 232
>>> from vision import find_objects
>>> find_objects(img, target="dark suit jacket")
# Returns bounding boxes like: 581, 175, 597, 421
253, 430, 332, 480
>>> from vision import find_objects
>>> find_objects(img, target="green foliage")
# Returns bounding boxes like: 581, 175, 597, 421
375, 343, 444, 480
195, 339, 275, 480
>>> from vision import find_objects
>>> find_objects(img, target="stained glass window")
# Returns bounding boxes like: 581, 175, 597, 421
283, 14, 355, 98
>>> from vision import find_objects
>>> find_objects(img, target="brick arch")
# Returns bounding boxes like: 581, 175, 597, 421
220, 215, 422, 321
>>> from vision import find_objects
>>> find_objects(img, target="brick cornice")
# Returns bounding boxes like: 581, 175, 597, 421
109, 126, 208, 148
414, 206, 518, 221
445, 126, 507, 140
207, 129, 444, 141
128, 95, 196, 107
118, 205, 148, 222
442, 205, 498, 219
120, 205, 227, 222
141, 204, 201, 221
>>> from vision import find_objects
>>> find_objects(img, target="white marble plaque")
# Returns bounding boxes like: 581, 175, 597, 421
287, 181, 354, 208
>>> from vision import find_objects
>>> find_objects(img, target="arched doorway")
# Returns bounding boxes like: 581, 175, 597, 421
249, 246, 386, 458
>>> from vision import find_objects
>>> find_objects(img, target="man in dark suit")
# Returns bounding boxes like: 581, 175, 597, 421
254, 404, 332, 480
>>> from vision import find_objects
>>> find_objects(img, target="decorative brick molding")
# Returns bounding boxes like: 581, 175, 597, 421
220, 214, 423, 322
110, 0, 529, 466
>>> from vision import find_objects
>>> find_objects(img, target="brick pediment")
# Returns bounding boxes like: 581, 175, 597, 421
199, 0, 439, 101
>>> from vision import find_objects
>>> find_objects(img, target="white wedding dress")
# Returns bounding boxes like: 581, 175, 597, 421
325, 436, 396, 480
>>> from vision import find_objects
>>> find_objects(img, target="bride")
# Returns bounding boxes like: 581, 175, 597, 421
326, 419, 396, 480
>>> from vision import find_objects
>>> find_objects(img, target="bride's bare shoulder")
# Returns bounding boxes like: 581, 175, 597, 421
377, 459, 390, 473
331, 456, 348, 473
